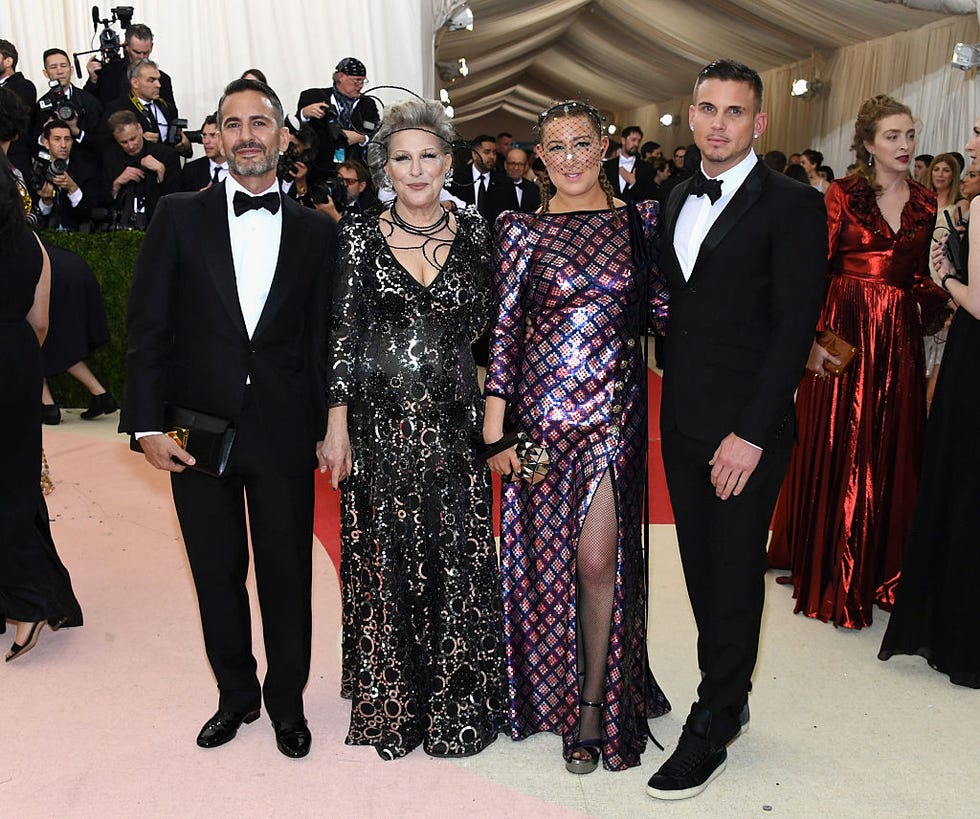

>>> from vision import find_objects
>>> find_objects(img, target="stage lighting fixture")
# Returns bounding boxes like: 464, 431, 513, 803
790, 78, 822, 98
607, 124, 617, 135
446, 5, 474, 32
659, 113, 675, 127
440, 88, 450, 103
951, 43, 980, 71
445, 105, 455, 119
458, 58, 469, 77
436, 58, 469, 82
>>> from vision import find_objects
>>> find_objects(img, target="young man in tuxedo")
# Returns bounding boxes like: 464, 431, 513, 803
602, 125, 657, 201
181, 114, 227, 191
120, 78, 337, 759
646, 60, 826, 800
30, 48, 103, 165
33, 120, 101, 230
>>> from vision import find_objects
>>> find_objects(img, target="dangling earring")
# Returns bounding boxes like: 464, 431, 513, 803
443, 166, 454, 187
383, 173, 393, 190
867, 152, 874, 167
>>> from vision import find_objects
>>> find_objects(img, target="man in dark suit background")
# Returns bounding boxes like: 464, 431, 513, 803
84, 23, 177, 111
0, 39, 37, 184
646, 60, 826, 801
448, 133, 502, 221
485, 147, 540, 224
102, 59, 189, 155
32, 120, 101, 230
30, 48, 103, 165
602, 125, 658, 201
181, 114, 227, 191
119, 78, 337, 759
101, 110, 180, 226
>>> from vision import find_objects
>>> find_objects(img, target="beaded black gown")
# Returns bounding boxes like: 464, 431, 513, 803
328, 205, 506, 758
0, 228, 83, 634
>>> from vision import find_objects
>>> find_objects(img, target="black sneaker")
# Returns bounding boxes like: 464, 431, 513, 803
646, 720, 727, 800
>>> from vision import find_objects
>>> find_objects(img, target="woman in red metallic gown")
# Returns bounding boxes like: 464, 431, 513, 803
768, 95, 949, 628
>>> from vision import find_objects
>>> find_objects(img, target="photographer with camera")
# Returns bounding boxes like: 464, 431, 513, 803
296, 57, 379, 177
316, 159, 378, 223
33, 120, 101, 231
30, 49, 103, 165
0, 40, 37, 186
101, 109, 179, 228
84, 22, 177, 111
103, 60, 190, 157
181, 114, 227, 191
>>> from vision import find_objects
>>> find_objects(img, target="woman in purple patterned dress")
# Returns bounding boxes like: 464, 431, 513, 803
483, 101, 670, 774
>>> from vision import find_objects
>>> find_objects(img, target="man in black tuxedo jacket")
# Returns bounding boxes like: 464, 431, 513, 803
181, 114, 228, 191
295, 57, 380, 177
102, 110, 181, 226
447, 133, 502, 221
485, 147, 541, 225
102, 59, 189, 155
646, 61, 826, 801
120, 78, 337, 759
33, 120, 101, 230
0, 39, 37, 185
602, 125, 658, 201
30, 48, 104, 165
84, 23, 178, 112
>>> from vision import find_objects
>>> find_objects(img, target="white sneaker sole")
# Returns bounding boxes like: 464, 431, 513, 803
645, 756, 727, 800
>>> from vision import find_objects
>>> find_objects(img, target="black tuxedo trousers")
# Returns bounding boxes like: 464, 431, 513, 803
171, 389, 313, 721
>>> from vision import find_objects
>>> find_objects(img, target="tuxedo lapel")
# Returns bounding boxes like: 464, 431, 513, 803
197, 182, 248, 338
662, 177, 694, 284
252, 195, 306, 340
693, 161, 767, 272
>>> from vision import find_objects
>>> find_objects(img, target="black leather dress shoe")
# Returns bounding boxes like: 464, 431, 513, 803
196, 709, 261, 748
273, 719, 311, 758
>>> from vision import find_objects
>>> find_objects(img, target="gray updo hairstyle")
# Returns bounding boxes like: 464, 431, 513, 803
365, 98, 457, 188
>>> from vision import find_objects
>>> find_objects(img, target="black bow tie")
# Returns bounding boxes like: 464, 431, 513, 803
233, 190, 281, 216
689, 170, 723, 204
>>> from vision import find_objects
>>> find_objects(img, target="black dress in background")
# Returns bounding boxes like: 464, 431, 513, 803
41, 243, 111, 377
879, 236, 979, 688
0, 228, 83, 634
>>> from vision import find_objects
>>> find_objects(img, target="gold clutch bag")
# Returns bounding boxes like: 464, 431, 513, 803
817, 329, 858, 376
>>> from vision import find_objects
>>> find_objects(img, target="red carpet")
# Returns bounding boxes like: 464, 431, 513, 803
313, 369, 673, 575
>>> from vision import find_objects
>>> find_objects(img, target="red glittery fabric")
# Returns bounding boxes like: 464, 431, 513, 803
769, 176, 948, 629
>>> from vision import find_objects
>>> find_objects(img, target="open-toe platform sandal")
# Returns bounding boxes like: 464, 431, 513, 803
565, 699, 602, 775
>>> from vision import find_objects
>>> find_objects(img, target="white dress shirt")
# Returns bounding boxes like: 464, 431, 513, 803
138, 96, 169, 142
618, 153, 637, 190
674, 150, 758, 282
225, 174, 282, 339
472, 164, 489, 208
209, 159, 229, 184
673, 150, 763, 450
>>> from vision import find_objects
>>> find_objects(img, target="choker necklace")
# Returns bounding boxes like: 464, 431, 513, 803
390, 202, 449, 236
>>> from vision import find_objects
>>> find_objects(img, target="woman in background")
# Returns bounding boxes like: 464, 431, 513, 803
879, 115, 980, 688
0, 149, 83, 661
769, 95, 949, 629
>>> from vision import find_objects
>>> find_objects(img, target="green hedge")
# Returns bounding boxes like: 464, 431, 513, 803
38, 229, 143, 409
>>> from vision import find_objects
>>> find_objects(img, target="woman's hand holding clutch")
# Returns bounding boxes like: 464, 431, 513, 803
806, 339, 842, 378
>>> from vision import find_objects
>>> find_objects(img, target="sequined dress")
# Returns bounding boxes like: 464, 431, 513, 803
485, 203, 671, 771
328, 205, 505, 759
769, 176, 949, 628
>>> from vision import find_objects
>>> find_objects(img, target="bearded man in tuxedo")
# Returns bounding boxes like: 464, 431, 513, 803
120, 78, 337, 759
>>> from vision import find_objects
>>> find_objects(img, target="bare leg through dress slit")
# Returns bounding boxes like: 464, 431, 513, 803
574, 468, 617, 757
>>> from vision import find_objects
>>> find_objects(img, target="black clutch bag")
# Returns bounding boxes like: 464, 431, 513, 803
477, 431, 550, 485
130, 404, 236, 478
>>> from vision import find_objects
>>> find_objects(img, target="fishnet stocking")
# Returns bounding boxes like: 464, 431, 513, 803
575, 469, 618, 748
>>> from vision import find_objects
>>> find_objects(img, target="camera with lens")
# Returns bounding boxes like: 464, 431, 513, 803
73, 5, 135, 76
278, 144, 312, 178
165, 117, 188, 147
38, 80, 87, 123
30, 151, 70, 191
182, 129, 203, 145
